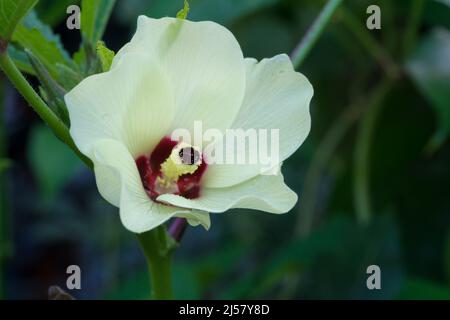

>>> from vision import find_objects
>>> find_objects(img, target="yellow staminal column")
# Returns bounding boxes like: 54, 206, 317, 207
155, 142, 200, 195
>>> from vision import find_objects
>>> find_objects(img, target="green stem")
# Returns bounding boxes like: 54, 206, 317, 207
291, 0, 343, 68
0, 52, 92, 168
296, 105, 362, 236
137, 226, 174, 300
340, 8, 400, 79
353, 78, 393, 225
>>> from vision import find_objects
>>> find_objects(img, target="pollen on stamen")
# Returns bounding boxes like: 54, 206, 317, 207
135, 136, 207, 201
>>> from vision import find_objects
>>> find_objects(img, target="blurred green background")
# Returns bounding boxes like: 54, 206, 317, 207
1, 0, 450, 299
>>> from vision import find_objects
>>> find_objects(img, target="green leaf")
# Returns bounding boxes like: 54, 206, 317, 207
11, 11, 72, 78
176, 0, 190, 19
71, 45, 99, 77
74, 42, 102, 77
73, 46, 86, 68
96, 40, 114, 72
55, 63, 84, 91
28, 125, 83, 200
25, 49, 69, 125
7, 44, 35, 75
0, 0, 37, 43
81, 0, 116, 44
406, 28, 450, 150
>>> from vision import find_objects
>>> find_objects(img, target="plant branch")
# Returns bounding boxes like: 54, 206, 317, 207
296, 105, 362, 236
340, 8, 400, 79
0, 52, 92, 168
353, 78, 394, 224
291, 0, 343, 68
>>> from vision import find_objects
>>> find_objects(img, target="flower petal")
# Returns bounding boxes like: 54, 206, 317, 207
175, 210, 211, 230
114, 16, 246, 134
203, 54, 313, 188
157, 171, 297, 214
65, 52, 176, 158
92, 139, 189, 233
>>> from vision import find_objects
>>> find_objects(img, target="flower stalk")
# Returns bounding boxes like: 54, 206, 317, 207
137, 226, 176, 299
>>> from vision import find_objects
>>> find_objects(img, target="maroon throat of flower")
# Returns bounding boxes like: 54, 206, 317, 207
135, 136, 207, 201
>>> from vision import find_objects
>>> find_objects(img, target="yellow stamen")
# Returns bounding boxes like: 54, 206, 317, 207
160, 156, 198, 181
158, 142, 200, 188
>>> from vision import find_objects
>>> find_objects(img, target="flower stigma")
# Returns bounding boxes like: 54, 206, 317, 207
135, 137, 207, 201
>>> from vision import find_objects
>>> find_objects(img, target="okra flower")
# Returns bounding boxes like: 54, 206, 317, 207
64, 16, 313, 233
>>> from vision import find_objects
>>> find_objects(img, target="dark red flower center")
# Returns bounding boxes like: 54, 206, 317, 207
135, 136, 207, 201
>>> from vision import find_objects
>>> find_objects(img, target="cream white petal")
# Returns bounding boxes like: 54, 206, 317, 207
65, 52, 176, 158
203, 54, 313, 188
93, 160, 121, 206
92, 139, 189, 233
157, 172, 297, 214
175, 210, 211, 230
113, 16, 246, 135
